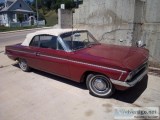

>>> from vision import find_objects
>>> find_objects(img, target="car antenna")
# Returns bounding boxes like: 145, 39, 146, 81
71, 8, 74, 51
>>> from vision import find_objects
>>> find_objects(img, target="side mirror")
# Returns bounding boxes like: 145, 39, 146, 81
136, 40, 146, 47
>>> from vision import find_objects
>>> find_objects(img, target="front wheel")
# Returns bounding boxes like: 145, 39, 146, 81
18, 58, 30, 72
86, 74, 115, 98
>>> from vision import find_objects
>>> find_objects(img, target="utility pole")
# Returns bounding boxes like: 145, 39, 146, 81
36, 0, 39, 26
76, 0, 79, 8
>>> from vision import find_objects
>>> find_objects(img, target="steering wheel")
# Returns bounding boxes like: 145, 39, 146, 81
82, 39, 89, 43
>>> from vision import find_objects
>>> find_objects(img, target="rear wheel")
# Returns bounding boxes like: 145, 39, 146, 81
86, 74, 114, 98
18, 58, 30, 72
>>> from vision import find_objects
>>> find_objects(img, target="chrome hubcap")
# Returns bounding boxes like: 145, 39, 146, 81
93, 79, 106, 91
89, 75, 112, 96
19, 60, 27, 70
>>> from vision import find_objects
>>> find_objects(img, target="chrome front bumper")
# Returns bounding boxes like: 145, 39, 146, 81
110, 69, 148, 87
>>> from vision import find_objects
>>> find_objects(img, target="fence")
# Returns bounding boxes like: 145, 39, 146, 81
9, 22, 21, 27
21, 21, 30, 27
9, 20, 45, 27
37, 20, 45, 26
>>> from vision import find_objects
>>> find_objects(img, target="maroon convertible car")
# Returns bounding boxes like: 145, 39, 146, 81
5, 29, 149, 97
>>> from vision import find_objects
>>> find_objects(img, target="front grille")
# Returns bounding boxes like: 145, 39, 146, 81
127, 62, 148, 82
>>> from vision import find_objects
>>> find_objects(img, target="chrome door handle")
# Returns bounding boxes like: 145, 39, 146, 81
36, 52, 40, 56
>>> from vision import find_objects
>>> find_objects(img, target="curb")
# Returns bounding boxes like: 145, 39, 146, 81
148, 67, 160, 77
0, 26, 53, 34
149, 67, 160, 71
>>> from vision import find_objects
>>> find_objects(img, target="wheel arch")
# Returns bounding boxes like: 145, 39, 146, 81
80, 71, 110, 83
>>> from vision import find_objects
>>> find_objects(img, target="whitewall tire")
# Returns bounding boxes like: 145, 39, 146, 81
86, 74, 115, 98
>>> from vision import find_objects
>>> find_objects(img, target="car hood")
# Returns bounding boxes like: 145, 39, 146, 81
75, 44, 149, 71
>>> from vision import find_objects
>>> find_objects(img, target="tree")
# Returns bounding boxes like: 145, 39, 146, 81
43, 0, 55, 10
0, 2, 4, 10
25, 0, 32, 6
32, 0, 44, 9
30, 0, 82, 13
52, 0, 75, 12
17, 13, 24, 23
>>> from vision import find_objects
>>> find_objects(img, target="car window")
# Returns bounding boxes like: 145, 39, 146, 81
60, 31, 99, 51
30, 36, 39, 47
39, 35, 53, 48
30, 35, 64, 50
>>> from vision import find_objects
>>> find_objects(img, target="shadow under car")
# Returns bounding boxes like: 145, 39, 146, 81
13, 63, 148, 102
112, 75, 148, 103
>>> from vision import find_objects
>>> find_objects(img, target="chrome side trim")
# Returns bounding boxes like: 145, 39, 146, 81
110, 69, 148, 87
38, 53, 126, 73
7, 49, 35, 55
6, 49, 127, 73
118, 72, 123, 80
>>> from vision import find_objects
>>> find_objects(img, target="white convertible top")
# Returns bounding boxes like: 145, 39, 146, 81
22, 28, 85, 46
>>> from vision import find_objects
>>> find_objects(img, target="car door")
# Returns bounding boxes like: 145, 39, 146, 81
24, 35, 42, 69
32, 34, 70, 78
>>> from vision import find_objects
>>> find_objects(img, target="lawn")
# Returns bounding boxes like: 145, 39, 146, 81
45, 10, 58, 26
0, 25, 38, 32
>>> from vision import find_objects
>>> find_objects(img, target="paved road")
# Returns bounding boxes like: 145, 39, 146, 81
0, 27, 53, 53
0, 29, 160, 120
0, 29, 46, 47
0, 32, 28, 44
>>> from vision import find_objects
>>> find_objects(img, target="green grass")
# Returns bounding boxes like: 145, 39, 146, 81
0, 25, 38, 32
45, 10, 58, 26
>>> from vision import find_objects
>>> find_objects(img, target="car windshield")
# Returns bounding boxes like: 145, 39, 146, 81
60, 30, 99, 51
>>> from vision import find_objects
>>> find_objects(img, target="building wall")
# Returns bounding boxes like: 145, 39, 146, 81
0, 0, 34, 27
0, 14, 2, 24
73, 0, 160, 65
73, 0, 135, 46
133, 0, 160, 65
58, 9, 72, 28
8, 0, 32, 11
0, 13, 9, 26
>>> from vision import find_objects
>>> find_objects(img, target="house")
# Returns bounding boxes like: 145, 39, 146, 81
0, 0, 36, 27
